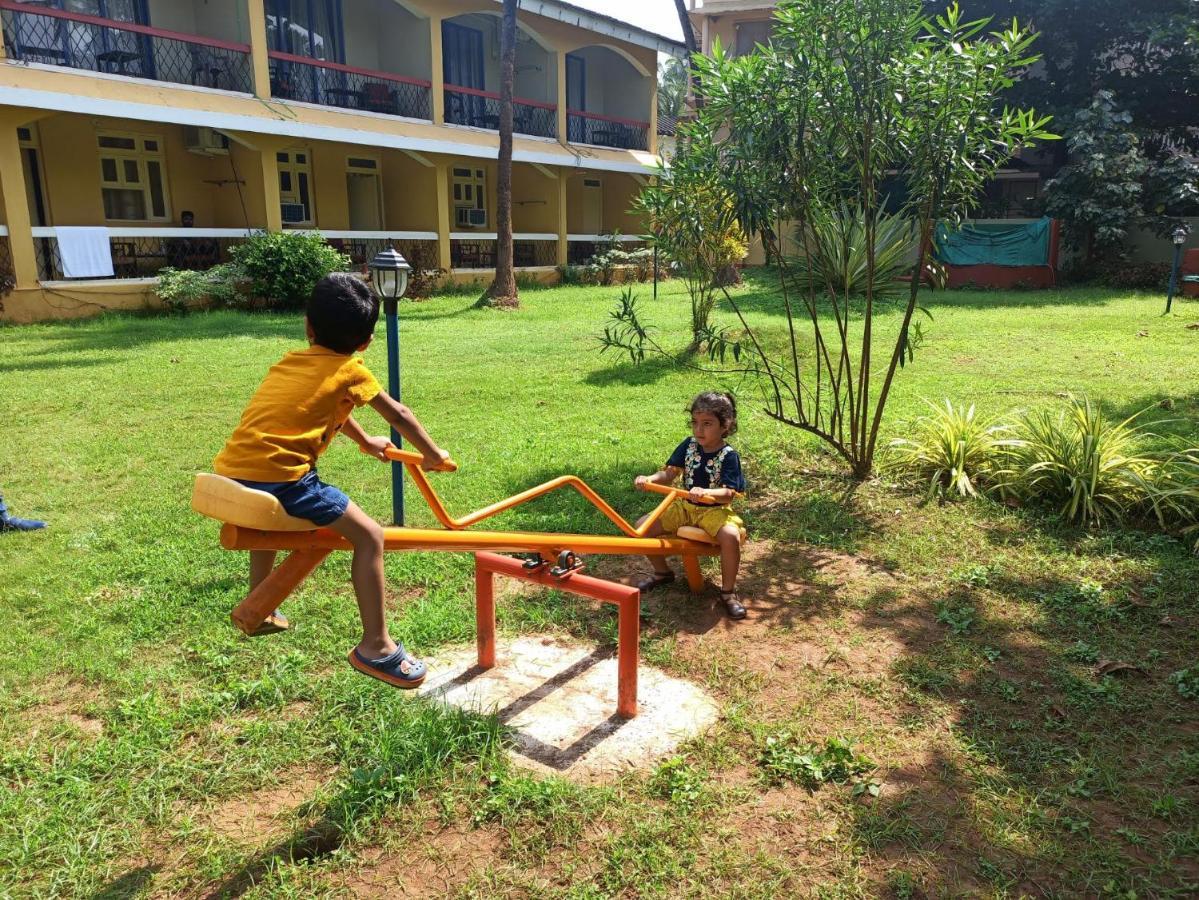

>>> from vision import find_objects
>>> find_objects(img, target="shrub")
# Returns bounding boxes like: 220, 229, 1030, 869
888, 400, 1016, 500
156, 263, 245, 312
1145, 448, 1199, 552
995, 397, 1160, 526
788, 204, 917, 301
229, 231, 349, 309
401, 242, 445, 299
760, 734, 876, 793
1096, 261, 1172, 291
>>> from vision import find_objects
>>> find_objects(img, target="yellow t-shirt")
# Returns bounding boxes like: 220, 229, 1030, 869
214, 345, 382, 482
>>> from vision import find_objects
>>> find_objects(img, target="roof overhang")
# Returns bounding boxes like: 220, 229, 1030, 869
500, 1, 687, 57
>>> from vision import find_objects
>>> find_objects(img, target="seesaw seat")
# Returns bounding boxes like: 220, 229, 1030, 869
191, 473, 317, 531
675, 525, 748, 546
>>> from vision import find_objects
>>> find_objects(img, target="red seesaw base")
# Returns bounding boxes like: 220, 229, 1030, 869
473, 551, 641, 718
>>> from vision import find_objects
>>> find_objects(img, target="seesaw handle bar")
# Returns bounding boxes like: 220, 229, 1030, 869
383, 447, 704, 537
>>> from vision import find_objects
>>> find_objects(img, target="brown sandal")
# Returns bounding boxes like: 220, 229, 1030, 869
248, 611, 290, 636
635, 571, 676, 592
721, 591, 746, 620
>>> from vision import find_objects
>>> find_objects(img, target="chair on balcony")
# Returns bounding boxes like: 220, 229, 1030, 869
361, 82, 398, 116
190, 45, 225, 90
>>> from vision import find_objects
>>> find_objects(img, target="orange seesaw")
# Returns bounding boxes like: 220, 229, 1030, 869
192, 449, 742, 717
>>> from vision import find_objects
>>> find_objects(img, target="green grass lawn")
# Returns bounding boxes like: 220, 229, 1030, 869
1, 275, 1197, 898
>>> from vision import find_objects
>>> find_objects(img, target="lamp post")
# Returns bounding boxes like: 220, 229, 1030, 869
1165, 225, 1189, 315
368, 248, 412, 525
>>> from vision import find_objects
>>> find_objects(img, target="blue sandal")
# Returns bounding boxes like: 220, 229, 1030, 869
348, 644, 427, 689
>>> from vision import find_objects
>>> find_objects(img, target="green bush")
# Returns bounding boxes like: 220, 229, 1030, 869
995, 397, 1160, 526
787, 204, 917, 300
156, 263, 245, 312
229, 231, 349, 309
887, 400, 1016, 500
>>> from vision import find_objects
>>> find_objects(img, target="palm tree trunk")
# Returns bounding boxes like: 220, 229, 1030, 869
672, 0, 703, 109
481, 0, 519, 307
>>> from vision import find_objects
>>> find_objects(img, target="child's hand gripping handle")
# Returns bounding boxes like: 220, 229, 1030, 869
641, 482, 722, 505
384, 447, 458, 473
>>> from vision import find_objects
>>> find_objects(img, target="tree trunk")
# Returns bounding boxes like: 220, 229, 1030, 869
672, 0, 703, 110
480, 0, 519, 308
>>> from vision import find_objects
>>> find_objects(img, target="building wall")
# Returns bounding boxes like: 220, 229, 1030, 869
565, 171, 642, 234
568, 45, 649, 122
345, 0, 431, 83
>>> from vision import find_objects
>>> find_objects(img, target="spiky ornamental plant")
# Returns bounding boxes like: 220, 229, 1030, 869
606, 0, 1055, 478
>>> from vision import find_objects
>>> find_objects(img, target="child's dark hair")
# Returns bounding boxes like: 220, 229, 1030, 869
689, 391, 738, 436
306, 273, 379, 354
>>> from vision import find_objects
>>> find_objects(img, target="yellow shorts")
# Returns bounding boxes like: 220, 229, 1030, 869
659, 502, 745, 539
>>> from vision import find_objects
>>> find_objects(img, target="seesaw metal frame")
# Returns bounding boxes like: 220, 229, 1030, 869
223, 448, 723, 638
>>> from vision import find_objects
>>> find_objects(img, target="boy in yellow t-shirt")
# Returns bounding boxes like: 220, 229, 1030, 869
215, 273, 451, 689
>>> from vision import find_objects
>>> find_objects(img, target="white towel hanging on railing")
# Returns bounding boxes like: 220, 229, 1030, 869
57, 227, 114, 278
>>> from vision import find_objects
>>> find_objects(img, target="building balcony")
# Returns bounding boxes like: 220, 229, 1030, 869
443, 85, 556, 139
268, 52, 432, 121
0, 0, 253, 92
566, 110, 649, 151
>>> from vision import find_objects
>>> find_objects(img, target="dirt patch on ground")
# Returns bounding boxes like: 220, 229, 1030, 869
7, 675, 105, 744
336, 820, 506, 897
201, 769, 328, 844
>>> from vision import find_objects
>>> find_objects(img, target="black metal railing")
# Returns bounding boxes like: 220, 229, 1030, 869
34, 233, 247, 281
0, 1, 253, 92
566, 110, 650, 151
444, 85, 557, 138
451, 239, 557, 270
268, 51, 431, 120
0, 236, 13, 283
328, 237, 440, 273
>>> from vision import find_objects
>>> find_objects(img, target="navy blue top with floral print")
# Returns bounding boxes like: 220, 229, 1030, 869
667, 438, 746, 499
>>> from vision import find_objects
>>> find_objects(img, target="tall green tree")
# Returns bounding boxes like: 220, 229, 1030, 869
605, 0, 1053, 478
658, 57, 689, 120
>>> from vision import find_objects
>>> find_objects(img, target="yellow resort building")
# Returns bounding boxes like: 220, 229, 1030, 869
0, 0, 680, 321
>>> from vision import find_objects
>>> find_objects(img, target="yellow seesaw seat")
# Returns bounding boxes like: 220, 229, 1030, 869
191, 473, 318, 532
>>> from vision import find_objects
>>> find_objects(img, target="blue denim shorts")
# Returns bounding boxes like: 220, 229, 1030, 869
235, 469, 349, 527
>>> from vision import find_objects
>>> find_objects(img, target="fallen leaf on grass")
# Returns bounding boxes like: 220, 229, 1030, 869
1159, 615, 1184, 627
1136, 330, 1150, 337
1093, 660, 1146, 678
1186, 322, 1199, 330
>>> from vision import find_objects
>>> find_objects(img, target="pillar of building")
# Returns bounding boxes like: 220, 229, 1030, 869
435, 160, 451, 271
429, 16, 445, 124
556, 169, 569, 267
648, 84, 659, 157
246, 0, 272, 100
0, 115, 41, 289
556, 52, 568, 144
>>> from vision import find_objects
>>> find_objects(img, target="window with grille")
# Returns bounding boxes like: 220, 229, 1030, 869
98, 131, 169, 221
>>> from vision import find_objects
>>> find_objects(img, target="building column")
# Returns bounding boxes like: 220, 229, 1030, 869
435, 160, 451, 271
556, 52, 568, 144
429, 16, 445, 124
0, 116, 40, 289
556, 169, 568, 267
228, 132, 290, 231
246, 0, 272, 100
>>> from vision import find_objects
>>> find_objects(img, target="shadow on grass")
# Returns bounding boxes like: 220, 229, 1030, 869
724, 267, 1145, 318
583, 352, 683, 387
89, 865, 159, 899
840, 536, 1199, 895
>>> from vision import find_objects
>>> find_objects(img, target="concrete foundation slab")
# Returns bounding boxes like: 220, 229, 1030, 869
416, 636, 720, 781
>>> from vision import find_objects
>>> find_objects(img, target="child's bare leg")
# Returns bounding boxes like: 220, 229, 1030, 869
326, 502, 395, 659
249, 550, 277, 590
716, 525, 741, 593
636, 514, 673, 576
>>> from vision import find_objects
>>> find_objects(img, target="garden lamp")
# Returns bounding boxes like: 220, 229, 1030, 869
368, 248, 412, 525
1165, 224, 1190, 315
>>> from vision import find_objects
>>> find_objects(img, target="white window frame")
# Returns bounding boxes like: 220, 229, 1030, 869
451, 165, 487, 229
278, 149, 315, 226
97, 130, 171, 223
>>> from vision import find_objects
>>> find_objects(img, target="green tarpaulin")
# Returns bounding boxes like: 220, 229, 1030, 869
934, 217, 1052, 267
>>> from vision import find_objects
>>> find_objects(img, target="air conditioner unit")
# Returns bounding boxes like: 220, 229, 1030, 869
183, 126, 230, 156
455, 207, 487, 228
280, 202, 308, 223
